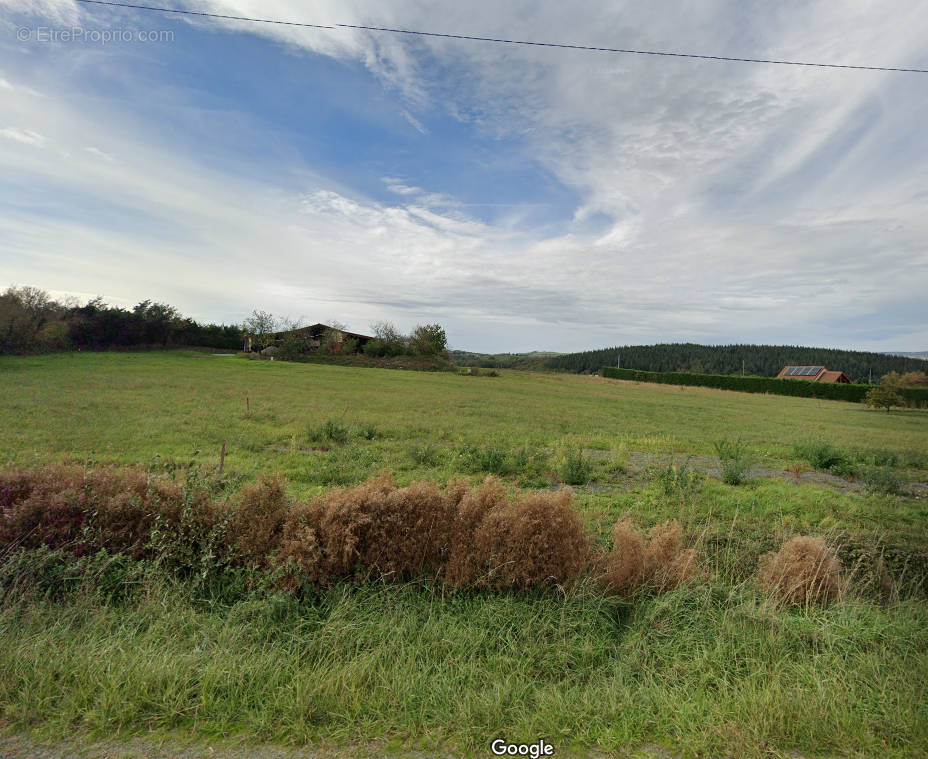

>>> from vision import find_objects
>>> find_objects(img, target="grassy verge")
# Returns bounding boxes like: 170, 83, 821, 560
2, 562, 926, 758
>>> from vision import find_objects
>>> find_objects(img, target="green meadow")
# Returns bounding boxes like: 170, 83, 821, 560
1, 351, 927, 757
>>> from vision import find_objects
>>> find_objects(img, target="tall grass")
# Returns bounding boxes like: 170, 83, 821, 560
0, 575, 925, 757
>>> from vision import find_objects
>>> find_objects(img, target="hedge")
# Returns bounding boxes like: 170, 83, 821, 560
601, 366, 928, 406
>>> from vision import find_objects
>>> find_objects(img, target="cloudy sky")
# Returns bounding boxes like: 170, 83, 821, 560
1, 0, 926, 352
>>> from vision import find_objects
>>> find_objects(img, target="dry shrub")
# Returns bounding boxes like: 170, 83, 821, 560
317, 472, 458, 581
604, 518, 696, 595
448, 479, 590, 590
757, 535, 842, 605
445, 476, 509, 587
645, 520, 697, 591
0, 465, 215, 560
276, 501, 326, 589
0, 465, 122, 554
227, 475, 289, 567
606, 519, 646, 592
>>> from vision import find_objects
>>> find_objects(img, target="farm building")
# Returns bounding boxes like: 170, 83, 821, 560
244, 323, 373, 354
776, 366, 850, 383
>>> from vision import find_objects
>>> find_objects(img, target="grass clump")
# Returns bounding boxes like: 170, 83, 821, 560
860, 466, 904, 496
714, 437, 750, 485
655, 460, 702, 506
558, 447, 593, 485
794, 441, 858, 477
306, 419, 350, 445
408, 442, 443, 467
458, 443, 509, 475
757, 535, 843, 605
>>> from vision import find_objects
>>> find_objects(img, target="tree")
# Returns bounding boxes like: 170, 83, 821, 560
866, 386, 904, 413
242, 310, 278, 351
0, 286, 61, 353
364, 320, 407, 357
409, 323, 447, 356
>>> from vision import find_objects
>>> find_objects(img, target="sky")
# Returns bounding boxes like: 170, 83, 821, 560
1, 0, 926, 353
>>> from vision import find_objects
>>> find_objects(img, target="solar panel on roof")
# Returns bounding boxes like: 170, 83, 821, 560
804, 367, 816, 375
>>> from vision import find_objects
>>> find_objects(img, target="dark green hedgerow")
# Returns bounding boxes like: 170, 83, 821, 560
602, 366, 928, 406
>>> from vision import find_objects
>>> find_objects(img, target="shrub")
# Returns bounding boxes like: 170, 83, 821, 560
307, 472, 457, 582
558, 447, 592, 485
860, 466, 904, 496
605, 519, 646, 593
226, 476, 288, 567
445, 476, 509, 587
866, 386, 904, 412
757, 536, 842, 605
276, 502, 326, 589
448, 478, 590, 590
604, 518, 696, 595
794, 442, 858, 478
409, 323, 448, 356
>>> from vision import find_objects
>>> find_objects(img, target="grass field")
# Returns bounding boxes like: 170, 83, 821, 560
1, 351, 927, 757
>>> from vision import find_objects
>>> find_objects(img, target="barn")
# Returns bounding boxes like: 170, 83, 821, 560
244, 323, 373, 354
776, 366, 851, 383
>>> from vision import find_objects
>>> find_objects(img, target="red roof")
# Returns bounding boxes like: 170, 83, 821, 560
777, 366, 850, 383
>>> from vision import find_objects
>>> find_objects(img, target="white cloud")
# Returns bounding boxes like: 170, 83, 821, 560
2, 0, 927, 351
84, 146, 115, 162
0, 127, 46, 146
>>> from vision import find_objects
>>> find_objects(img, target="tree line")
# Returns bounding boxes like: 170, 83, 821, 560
0, 286, 242, 354
242, 311, 448, 359
544, 342, 925, 383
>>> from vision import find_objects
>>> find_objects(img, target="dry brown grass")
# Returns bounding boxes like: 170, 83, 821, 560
4, 466, 703, 595
0, 465, 192, 558
227, 475, 288, 567
447, 479, 590, 590
757, 535, 843, 605
604, 518, 696, 595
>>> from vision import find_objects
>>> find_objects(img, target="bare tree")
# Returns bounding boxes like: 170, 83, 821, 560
242, 309, 278, 350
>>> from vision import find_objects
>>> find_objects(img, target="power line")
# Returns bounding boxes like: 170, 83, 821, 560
72, 0, 928, 74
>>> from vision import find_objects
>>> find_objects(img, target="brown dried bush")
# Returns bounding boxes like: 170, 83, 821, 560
315, 472, 459, 581
645, 520, 697, 591
0, 465, 214, 560
605, 519, 646, 592
445, 476, 510, 587
276, 501, 327, 589
227, 475, 289, 567
757, 535, 842, 605
604, 518, 696, 595
448, 479, 590, 590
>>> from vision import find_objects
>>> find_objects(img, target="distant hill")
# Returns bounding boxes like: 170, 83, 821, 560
450, 350, 562, 370
882, 351, 928, 360
543, 343, 924, 382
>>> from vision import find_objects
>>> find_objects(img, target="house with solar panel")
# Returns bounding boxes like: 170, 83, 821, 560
776, 366, 851, 383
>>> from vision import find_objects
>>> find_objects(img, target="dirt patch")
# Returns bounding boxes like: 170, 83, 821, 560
624, 452, 869, 493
